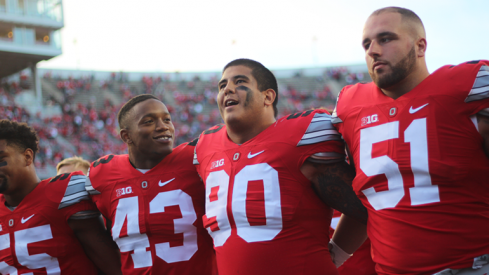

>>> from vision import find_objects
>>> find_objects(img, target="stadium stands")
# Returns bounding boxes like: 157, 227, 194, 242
1, 66, 368, 178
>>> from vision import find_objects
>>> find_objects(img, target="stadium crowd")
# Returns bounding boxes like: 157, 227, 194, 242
0, 66, 363, 170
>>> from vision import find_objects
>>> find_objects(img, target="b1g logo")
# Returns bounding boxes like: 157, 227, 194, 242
116, 187, 133, 197
211, 159, 225, 169
361, 114, 379, 126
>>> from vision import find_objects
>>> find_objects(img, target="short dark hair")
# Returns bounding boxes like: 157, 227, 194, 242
0, 120, 39, 157
371, 7, 424, 31
223, 59, 279, 117
117, 94, 159, 129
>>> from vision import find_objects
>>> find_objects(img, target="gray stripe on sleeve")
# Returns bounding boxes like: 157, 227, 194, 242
59, 175, 92, 209
298, 113, 342, 146
466, 65, 489, 102
85, 176, 101, 196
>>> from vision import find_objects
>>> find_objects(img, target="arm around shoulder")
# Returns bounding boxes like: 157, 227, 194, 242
300, 159, 367, 225
68, 215, 122, 275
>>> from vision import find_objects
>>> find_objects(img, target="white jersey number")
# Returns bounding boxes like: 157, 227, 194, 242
205, 163, 283, 247
111, 190, 198, 268
360, 118, 440, 210
0, 225, 60, 275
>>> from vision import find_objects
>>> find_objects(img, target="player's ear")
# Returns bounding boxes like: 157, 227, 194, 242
263, 88, 276, 107
416, 37, 427, 57
120, 128, 132, 144
23, 148, 34, 166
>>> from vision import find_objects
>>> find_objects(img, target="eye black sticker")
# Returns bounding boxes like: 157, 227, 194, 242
0, 161, 7, 167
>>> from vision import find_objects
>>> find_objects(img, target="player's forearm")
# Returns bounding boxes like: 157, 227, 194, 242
332, 214, 368, 254
68, 216, 122, 275
303, 160, 368, 224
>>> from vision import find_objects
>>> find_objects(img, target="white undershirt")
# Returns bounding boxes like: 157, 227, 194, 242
137, 168, 150, 174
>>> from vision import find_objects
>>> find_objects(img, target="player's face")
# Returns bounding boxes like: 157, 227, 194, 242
0, 140, 25, 194
127, 99, 175, 159
362, 12, 417, 89
218, 65, 265, 127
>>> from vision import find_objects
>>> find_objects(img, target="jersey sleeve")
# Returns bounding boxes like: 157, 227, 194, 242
47, 171, 99, 221
283, 110, 345, 168
464, 61, 489, 105
85, 155, 116, 218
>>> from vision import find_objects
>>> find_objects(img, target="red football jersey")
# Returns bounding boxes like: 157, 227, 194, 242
86, 142, 215, 275
194, 109, 345, 275
332, 60, 489, 274
329, 210, 377, 275
0, 172, 98, 274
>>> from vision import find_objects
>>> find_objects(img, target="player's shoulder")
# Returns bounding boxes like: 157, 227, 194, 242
436, 60, 489, 102
44, 171, 90, 209
196, 124, 226, 146
439, 60, 489, 76
162, 141, 197, 169
201, 124, 226, 137
89, 154, 125, 178
338, 82, 376, 104
275, 109, 342, 146
277, 109, 322, 127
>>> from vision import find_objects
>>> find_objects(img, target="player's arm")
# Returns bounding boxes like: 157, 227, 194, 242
477, 109, 489, 158
300, 159, 367, 225
68, 215, 122, 275
331, 214, 367, 257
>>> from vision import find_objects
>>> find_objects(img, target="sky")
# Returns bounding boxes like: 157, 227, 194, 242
38, 0, 489, 73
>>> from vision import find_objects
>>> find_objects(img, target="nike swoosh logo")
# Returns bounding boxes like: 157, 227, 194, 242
158, 178, 175, 187
409, 103, 429, 114
21, 214, 35, 224
248, 150, 265, 159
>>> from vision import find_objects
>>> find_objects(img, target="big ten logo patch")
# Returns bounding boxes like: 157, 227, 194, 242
116, 187, 133, 197
211, 159, 225, 169
361, 114, 379, 126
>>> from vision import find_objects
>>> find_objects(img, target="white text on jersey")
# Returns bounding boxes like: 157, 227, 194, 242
361, 114, 379, 126
116, 187, 133, 197
211, 159, 225, 169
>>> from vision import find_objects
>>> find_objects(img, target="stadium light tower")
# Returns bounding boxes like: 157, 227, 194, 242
0, 0, 64, 107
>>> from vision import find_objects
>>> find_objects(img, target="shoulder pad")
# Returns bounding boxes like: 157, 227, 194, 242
297, 111, 342, 146
59, 174, 91, 209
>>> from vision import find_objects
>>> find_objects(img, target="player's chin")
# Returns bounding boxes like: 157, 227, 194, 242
153, 145, 173, 158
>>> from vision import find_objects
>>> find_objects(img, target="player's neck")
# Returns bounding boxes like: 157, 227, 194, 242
128, 151, 167, 170
381, 64, 430, 99
4, 172, 40, 207
226, 118, 276, 145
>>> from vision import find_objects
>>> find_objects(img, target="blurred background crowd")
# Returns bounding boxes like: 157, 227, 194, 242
0, 66, 368, 178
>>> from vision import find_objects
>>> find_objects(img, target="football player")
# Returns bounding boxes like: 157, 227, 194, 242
56, 156, 90, 175
0, 119, 121, 274
331, 6, 489, 275
85, 95, 216, 274
193, 59, 368, 274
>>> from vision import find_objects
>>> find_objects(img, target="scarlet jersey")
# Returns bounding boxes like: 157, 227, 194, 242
194, 109, 345, 275
0, 172, 98, 274
86, 142, 215, 275
329, 210, 376, 275
332, 60, 489, 274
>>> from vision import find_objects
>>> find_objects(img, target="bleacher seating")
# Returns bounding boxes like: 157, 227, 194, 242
1, 66, 369, 178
